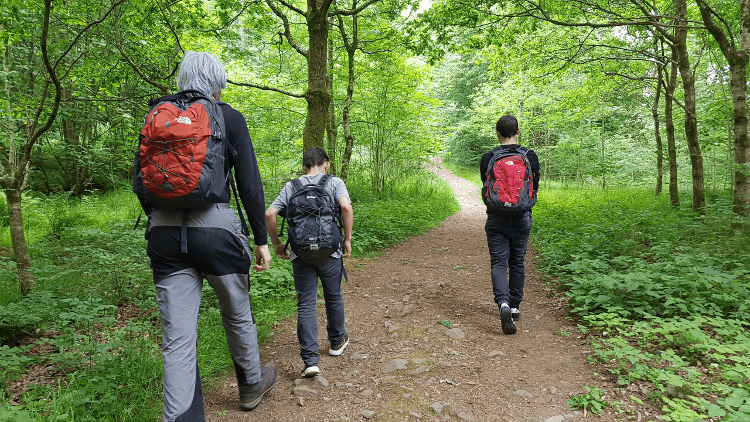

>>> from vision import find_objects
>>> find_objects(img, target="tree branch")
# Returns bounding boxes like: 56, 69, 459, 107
52, 0, 128, 71
330, 0, 381, 17
227, 79, 306, 98
275, 0, 305, 16
264, 0, 308, 57
113, 12, 170, 93
696, 0, 738, 62
154, 0, 184, 54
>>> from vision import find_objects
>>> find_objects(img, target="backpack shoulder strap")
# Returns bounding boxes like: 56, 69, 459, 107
316, 174, 333, 190
290, 178, 303, 193
209, 99, 235, 157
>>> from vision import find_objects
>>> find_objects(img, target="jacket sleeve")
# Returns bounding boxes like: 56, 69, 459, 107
221, 105, 269, 246
480, 152, 491, 185
527, 149, 540, 193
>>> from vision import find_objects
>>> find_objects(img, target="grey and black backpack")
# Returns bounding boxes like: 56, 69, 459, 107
280, 174, 344, 259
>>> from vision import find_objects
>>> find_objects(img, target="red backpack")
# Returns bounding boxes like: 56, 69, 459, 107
133, 90, 233, 209
132, 91, 249, 248
482, 146, 536, 212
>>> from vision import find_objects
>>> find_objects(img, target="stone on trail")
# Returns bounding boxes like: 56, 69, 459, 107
293, 385, 318, 397
390, 302, 414, 317
514, 389, 534, 398
457, 411, 478, 421
382, 358, 409, 373
487, 350, 506, 357
445, 328, 465, 339
411, 366, 430, 375
385, 321, 400, 332
409, 410, 423, 418
430, 402, 446, 414
361, 410, 377, 419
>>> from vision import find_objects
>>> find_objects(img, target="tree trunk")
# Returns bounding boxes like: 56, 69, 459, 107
303, 2, 333, 151
325, 18, 338, 175
334, 5, 359, 181
653, 66, 664, 195
674, 0, 706, 212
729, 62, 750, 220
665, 47, 680, 208
697, 0, 750, 223
6, 189, 35, 295
339, 37, 356, 181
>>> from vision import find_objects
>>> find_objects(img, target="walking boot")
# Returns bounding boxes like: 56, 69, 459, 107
238, 363, 278, 411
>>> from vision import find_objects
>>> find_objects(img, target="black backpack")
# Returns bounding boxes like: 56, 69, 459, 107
280, 174, 343, 259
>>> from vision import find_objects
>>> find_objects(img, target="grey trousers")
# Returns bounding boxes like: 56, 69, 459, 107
148, 205, 261, 422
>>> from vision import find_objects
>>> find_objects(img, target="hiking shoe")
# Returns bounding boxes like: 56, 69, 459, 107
500, 303, 516, 335
238, 363, 277, 411
511, 307, 520, 322
329, 334, 349, 356
301, 365, 320, 378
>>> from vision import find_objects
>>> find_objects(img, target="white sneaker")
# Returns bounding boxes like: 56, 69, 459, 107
511, 308, 520, 322
329, 334, 349, 356
301, 365, 320, 378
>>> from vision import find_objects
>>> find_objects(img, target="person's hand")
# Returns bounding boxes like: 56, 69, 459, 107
272, 242, 290, 260
254, 244, 272, 271
342, 240, 352, 258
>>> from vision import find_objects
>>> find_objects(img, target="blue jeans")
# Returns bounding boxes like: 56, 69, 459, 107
485, 212, 532, 309
292, 256, 347, 366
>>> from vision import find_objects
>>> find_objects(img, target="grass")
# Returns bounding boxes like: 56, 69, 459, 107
0, 167, 459, 421
533, 182, 750, 421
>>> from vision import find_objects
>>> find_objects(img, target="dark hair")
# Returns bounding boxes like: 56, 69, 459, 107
303, 147, 329, 168
495, 115, 519, 138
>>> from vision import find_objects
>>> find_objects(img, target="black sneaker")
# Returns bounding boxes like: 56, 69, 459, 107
238, 363, 278, 411
511, 307, 520, 322
301, 365, 320, 378
500, 304, 516, 335
329, 333, 349, 356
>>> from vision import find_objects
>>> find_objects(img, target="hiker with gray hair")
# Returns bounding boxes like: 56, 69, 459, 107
134, 51, 276, 421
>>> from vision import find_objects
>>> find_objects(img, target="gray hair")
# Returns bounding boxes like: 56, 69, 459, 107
176, 51, 227, 98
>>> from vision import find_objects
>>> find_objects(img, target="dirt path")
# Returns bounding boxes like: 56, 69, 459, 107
204, 159, 659, 422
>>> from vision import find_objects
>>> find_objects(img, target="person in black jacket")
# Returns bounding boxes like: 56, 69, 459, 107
480, 115, 540, 335
134, 51, 276, 421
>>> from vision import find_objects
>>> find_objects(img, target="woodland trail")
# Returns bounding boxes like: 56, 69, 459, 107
203, 158, 660, 422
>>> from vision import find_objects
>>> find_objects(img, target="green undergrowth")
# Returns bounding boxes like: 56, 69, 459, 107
443, 159, 750, 421
533, 183, 750, 421
0, 167, 458, 421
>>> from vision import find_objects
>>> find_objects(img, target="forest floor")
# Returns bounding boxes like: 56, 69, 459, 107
203, 158, 662, 422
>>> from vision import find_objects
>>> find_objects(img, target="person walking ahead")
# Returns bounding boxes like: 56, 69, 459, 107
480, 114, 540, 335
134, 51, 277, 421
266, 147, 353, 378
